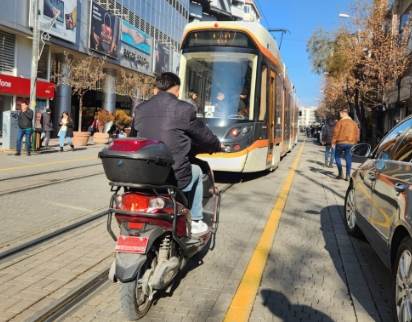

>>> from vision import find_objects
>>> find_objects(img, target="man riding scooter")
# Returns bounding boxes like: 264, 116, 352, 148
133, 72, 221, 235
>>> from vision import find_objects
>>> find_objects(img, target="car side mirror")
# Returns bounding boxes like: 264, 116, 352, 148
351, 143, 372, 161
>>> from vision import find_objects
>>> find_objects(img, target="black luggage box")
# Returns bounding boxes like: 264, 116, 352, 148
99, 138, 174, 185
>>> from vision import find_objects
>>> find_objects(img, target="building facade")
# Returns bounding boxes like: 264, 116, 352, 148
299, 107, 317, 128
0, 0, 189, 147
384, 0, 412, 132
189, 0, 260, 22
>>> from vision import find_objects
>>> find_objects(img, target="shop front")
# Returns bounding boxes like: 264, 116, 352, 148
0, 73, 55, 148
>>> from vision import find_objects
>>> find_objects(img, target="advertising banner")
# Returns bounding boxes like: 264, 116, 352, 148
89, 2, 120, 58
38, 0, 78, 43
120, 20, 152, 55
154, 42, 170, 75
120, 46, 152, 75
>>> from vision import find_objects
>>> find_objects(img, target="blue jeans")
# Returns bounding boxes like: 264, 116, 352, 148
58, 131, 72, 147
16, 128, 32, 153
335, 144, 353, 177
182, 164, 203, 221
325, 145, 334, 166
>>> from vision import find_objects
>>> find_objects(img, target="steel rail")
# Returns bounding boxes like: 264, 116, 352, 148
0, 210, 109, 261
0, 171, 104, 196
0, 163, 101, 182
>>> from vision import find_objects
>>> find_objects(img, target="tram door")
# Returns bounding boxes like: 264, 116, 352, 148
268, 71, 276, 149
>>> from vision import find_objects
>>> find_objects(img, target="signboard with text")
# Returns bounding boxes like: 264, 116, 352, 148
37, 0, 78, 44
0, 74, 55, 99
89, 2, 120, 58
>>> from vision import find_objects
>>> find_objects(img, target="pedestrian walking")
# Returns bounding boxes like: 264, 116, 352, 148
15, 100, 33, 156
58, 112, 74, 152
34, 111, 43, 150
321, 118, 336, 167
41, 108, 53, 148
332, 108, 360, 180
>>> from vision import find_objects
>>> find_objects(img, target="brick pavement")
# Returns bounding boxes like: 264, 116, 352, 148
249, 141, 391, 322
0, 218, 116, 322
57, 144, 301, 322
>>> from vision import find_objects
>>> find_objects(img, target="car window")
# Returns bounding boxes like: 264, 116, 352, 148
393, 127, 412, 162
374, 118, 412, 161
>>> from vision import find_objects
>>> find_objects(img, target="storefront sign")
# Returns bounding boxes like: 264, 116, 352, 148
120, 46, 152, 75
89, 2, 120, 58
121, 20, 152, 55
37, 0, 78, 44
0, 74, 55, 99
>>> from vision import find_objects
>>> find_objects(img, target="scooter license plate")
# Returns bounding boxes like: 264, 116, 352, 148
115, 236, 149, 254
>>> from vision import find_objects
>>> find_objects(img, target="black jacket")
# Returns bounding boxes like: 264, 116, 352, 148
41, 112, 53, 132
18, 109, 33, 129
134, 91, 221, 189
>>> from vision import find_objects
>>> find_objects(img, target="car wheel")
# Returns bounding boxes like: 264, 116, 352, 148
394, 237, 412, 322
344, 185, 362, 237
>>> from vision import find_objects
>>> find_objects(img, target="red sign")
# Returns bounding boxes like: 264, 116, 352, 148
0, 74, 55, 99
115, 235, 149, 254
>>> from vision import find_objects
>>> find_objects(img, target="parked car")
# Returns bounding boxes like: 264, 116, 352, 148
344, 115, 412, 322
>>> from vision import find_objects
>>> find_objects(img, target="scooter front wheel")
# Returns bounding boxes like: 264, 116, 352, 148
120, 279, 152, 321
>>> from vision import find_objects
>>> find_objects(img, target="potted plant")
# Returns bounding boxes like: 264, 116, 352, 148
93, 108, 114, 144
114, 109, 133, 137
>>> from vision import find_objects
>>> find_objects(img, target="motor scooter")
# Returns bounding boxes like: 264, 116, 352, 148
99, 138, 220, 320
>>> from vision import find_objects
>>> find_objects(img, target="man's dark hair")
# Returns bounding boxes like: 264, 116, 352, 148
156, 72, 181, 91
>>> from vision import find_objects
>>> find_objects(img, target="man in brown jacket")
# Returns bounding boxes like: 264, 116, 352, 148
332, 108, 360, 180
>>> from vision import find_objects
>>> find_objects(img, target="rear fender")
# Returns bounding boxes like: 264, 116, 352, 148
115, 228, 164, 283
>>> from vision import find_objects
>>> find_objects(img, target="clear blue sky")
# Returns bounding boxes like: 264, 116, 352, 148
256, 0, 354, 107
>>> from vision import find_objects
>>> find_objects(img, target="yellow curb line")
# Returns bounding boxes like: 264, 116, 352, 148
0, 156, 97, 172
224, 143, 305, 322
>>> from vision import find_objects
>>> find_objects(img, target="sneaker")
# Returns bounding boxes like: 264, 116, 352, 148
336, 175, 343, 180
26, 151, 31, 156
60, 147, 63, 152
191, 220, 209, 235
14, 152, 21, 156
70, 144, 74, 151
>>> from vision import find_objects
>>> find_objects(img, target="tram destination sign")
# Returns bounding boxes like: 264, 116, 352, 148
184, 30, 255, 49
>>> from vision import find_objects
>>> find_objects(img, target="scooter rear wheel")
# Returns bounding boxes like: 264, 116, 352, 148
120, 279, 152, 321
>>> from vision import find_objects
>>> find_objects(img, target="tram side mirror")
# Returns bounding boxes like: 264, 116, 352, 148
351, 143, 372, 162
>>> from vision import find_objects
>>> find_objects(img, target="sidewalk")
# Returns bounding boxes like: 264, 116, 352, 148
249, 141, 392, 322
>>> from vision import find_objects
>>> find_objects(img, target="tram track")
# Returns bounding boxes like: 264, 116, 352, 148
27, 182, 237, 322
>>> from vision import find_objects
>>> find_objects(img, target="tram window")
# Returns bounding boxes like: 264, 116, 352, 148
259, 67, 267, 121
182, 52, 257, 120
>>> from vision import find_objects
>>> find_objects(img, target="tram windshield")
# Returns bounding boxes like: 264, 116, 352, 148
181, 52, 256, 121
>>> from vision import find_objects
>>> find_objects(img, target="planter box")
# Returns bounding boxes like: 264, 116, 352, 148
93, 132, 110, 144
72, 131, 90, 147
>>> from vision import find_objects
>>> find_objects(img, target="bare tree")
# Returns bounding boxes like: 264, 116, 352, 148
57, 52, 106, 131
116, 69, 154, 108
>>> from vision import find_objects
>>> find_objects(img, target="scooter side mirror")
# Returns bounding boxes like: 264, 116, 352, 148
351, 143, 372, 162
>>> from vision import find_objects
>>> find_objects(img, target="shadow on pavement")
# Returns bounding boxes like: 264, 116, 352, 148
260, 289, 334, 321
296, 170, 345, 199
320, 204, 392, 321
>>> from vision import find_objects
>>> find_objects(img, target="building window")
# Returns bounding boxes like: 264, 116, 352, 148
244, 5, 250, 13
0, 30, 15, 73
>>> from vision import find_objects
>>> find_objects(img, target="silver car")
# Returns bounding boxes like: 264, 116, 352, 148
344, 115, 412, 322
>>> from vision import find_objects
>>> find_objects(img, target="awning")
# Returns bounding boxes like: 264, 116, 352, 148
0, 73, 55, 99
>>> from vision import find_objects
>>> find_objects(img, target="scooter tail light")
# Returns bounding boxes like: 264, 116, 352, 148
128, 222, 145, 230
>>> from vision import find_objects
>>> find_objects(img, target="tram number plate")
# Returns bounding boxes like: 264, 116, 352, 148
115, 236, 148, 254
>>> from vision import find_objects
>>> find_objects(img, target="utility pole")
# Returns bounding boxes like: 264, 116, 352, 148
30, 0, 40, 112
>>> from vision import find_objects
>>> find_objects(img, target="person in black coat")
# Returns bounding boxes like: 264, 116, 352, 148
15, 100, 33, 156
41, 108, 53, 148
134, 72, 221, 235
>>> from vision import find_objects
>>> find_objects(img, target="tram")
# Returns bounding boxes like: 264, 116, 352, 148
179, 21, 299, 173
